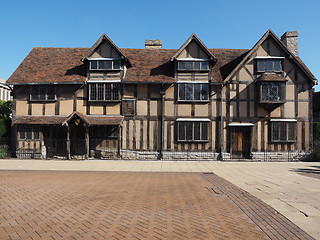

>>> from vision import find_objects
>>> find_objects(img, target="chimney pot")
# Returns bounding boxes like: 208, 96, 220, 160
281, 31, 299, 56
145, 39, 162, 49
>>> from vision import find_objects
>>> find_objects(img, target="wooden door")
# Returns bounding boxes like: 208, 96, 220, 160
231, 127, 251, 158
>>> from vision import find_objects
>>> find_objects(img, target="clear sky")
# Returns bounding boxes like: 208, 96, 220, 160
1, 0, 319, 90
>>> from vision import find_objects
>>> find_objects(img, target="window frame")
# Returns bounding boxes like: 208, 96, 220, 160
89, 125, 119, 139
270, 121, 296, 143
18, 125, 40, 140
177, 83, 209, 102
256, 58, 283, 73
260, 81, 285, 103
177, 60, 210, 71
88, 83, 120, 102
177, 121, 209, 142
89, 60, 122, 71
30, 85, 56, 102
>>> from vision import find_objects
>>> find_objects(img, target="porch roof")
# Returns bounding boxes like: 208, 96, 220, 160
13, 114, 124, 126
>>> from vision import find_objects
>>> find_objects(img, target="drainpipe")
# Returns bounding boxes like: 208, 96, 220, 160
159, 85, 165, 160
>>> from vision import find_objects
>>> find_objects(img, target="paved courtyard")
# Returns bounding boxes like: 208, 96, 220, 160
0, 170, 314, 240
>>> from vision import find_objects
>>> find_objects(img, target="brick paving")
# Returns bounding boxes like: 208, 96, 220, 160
0, 171, 313, 240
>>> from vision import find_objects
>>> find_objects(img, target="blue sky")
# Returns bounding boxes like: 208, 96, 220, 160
1, 0, 319, 90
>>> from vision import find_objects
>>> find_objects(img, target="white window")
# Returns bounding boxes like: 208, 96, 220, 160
19, 125, 40, 140
89, 83, 119, 101
90, 60, 121, 70
31, 86, 55, 101
270, 121, 295, 143
178, 61, 209, 71
257, 59, 282, 72
260, 82, 285, 102
177, 121, 209, 142
178, 83, 209, 101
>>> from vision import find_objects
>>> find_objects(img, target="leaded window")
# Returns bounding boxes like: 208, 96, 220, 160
178, 83, 209, 101
257, 59, 282, 72
89, 83, 119, 101
19, 126, 40, 140
90, 60, 121, 70
122, 99, 135, 116
260, 82, 285, 102
177, 121, 209, 142
178, 61, 209, 71
31, 85, 55, 101
90, 126, 119, 139
270, 121, 295, 142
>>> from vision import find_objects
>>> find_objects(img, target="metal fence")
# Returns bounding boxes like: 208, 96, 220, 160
12, 138, 312, 161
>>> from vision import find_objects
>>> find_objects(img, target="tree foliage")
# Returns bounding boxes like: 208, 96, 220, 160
0, 100, 12, 119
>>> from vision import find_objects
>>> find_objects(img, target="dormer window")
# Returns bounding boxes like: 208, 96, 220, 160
178, 60, 209, 71
89, 59, 121, 70
256, 57, 283, 73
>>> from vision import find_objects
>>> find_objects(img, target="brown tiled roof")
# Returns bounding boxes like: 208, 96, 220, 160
13, 116, 66, 125
8, 47, 249, 84
7, 48, 88, 84
259, 73, 286, 81
14, 114, 124, 126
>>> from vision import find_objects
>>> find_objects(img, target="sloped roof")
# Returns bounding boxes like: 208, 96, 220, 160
14, 114, 124, 125
7, 47, 248, 84
171, 33, 216, 61
224, 29, 317, 85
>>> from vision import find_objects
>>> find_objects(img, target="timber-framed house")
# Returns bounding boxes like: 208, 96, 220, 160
7, 30, 317, 160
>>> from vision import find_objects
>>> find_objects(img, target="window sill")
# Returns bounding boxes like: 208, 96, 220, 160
29, 99, 57, 103
177, 100, 210, 103
178, 140, 209, 143
89, 68, 122, 71
260, 100, 285, 104
270, 141, 296, 144
88, 100, 121, 103
177, 69, 210, 72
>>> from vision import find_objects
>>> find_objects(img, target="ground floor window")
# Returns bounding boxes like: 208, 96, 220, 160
19, 125, 40, 140
270, 121, 295, 143
177, 121, 209, 142
90, 125, 119, 139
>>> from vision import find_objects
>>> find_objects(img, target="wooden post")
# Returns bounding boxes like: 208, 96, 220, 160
66, 124, 71, 159
85, 126, 89, 159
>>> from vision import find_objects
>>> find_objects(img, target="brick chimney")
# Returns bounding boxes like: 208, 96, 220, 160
145, 39, 162, 49
281, 31, 299, 56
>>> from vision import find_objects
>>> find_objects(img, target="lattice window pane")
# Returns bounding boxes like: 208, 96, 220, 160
274, 60, 281, 72
186, 122, 193, 140
111, 84, 119, 100
272, 122, 279, 141
178, 122, 186, 141
269, 83, 279, 101
186, 61, 193, 70
194, 122, 201, 140
105, 84, 111, 100
19, 126, 26, 139
33, 126, 40, 140
26, 127, 32, 139
288, 122, 295, 141
194, 61, 200, 70
194, 84, 201, 100
257, 59, 265, 72
123, 99, 135, 116
279, 122, 287, 141
39, 86, 46, 100
178, 61, 186, 70
261, 83, 269, 101
201, 84, 209, 100
178, 84, 185, 100
91, 61, 97, 70
97, 84, 104, 100
202, 122, 208, 140
113, 60, 121, 69
185, 84, 193, 100
47, 86, 55, 100
98, 61, 106, 70
90, 84, 96, 100
265, 59, 273, 72
201, 61, 209, 70
106, 61, 112, 69
31, 86, 40, 100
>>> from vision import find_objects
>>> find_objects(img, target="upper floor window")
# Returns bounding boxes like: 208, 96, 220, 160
178, 60, 209, 71
90, 60, 121, 70
31, 85, 55, 101
89, 83, 119, 101
122, 99, 135, 116
178, 83, 209, 101
260, 82, 285, 103
256, 57, 283, 73
270, 121, 295, 143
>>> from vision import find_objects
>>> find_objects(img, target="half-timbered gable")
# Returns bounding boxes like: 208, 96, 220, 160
7, 30, 317, 160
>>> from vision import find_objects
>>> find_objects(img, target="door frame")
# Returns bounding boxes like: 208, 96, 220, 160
229, 125, 252, 159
